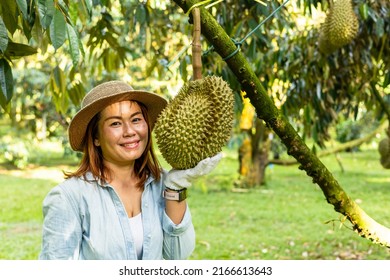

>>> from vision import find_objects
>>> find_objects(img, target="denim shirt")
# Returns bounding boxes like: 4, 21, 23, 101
39, 172, 195, 260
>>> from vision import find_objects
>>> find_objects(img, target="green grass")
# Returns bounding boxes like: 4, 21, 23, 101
1, 144, 390, 259
189, 149, 390, 259
0, 175, 56, 259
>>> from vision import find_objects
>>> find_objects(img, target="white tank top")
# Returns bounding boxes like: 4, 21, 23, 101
128, 212, 143, 259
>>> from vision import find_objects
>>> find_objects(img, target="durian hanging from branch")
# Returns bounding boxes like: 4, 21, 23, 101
154, 7, 235, 170
318, 0, 359, 54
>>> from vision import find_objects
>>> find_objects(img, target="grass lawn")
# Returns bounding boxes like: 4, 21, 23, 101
0, 142, 389, 259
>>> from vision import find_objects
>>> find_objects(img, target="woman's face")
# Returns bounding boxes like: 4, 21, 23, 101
94, 101, 149, 167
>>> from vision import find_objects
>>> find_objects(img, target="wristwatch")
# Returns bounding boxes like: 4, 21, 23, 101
163, 187, 187, 202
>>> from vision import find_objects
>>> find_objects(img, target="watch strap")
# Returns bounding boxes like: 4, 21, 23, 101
163, 188, 187, 202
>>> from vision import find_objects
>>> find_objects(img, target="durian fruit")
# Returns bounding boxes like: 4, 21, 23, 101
318, 0, 359, 54
154, 76, 234, 170
318, 26, 338, 55
378, 138, 390, 169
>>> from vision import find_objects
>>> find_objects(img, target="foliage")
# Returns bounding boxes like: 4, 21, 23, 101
194, 0, 389, 146
335, 111, 380, 146
0, 135, 29, 168
280, 0, 389, 146
0, 0, 190, 113
1, 0, 389, 149
0, 0, 193, 147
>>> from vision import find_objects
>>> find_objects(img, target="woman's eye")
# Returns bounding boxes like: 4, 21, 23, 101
110, 121, 121, 126
132, 118, 142, 123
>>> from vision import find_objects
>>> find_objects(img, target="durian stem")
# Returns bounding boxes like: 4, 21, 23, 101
191, 7, 202, 80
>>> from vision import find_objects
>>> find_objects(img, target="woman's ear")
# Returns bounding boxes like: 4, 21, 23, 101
94, 138, 100, 146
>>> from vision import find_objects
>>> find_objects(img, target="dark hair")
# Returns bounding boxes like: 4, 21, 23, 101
64, 101, 161, 189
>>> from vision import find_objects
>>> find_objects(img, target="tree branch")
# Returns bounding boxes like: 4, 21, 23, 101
371, 82, 390, 121
270, 121, 387, 165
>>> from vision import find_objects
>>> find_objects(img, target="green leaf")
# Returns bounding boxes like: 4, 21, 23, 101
67, 81, 85, 106
53, 66, 65, 93
4, 41, 37, 59
135, 4, 146, 24
0, 17, 8, 53
31, 13, 45, 48
50, 8, 66, 50
312, 124, 318, 144
145, 55, 158, 77
383, 71, 390, 88
38, 0, 55, 29
16, 0, 28, 20
57, 0, 69, 14
359, 3, 368, 20
304, 106, 311, 124
247, 39, 257, 59
375, 17, 384, 38
66, 23, 80, 66
179, 55, 188, 82
22, 15, 33, 41
82, 0, 93, 17
1, 0, 18, 35
51, 66, 68, 113
0, 58, 13, 111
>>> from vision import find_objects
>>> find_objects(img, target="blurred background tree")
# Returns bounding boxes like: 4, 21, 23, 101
0, 0, 388, 184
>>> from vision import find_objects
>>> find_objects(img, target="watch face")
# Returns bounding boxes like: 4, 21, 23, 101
178, 189, 187, 201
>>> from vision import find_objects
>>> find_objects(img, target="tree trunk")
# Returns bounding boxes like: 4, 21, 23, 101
254, 120, 271, 185
238, 119, 270, 188
173, 0, 390, 248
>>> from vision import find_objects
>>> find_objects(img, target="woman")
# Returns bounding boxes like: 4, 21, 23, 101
39, 81, 221, 260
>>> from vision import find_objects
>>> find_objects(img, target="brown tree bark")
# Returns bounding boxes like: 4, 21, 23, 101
238, 119, 270, 187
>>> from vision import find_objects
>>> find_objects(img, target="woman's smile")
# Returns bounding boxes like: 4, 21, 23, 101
120, 140, 140, 149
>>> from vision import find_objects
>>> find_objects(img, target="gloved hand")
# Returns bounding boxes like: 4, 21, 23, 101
164, 153, 223, 190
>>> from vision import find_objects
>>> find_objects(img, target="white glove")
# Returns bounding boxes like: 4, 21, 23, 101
164, 153, 223, 190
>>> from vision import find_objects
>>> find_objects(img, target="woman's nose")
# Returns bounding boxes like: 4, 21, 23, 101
122, 122, 135, 137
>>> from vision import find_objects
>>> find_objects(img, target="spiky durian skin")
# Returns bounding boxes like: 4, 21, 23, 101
319, 0, 359, 54
318, 26, 338, 55
154, 76, 234, 170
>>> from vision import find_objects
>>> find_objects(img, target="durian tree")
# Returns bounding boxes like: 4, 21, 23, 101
191, 0, 389, 187
2, 0, 390, 248
172, 0, 390, 247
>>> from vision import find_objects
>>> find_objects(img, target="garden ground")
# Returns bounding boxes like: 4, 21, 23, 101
1, 142, 389, 259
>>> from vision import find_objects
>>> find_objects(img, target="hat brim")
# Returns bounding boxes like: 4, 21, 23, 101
68, 90, 167, 152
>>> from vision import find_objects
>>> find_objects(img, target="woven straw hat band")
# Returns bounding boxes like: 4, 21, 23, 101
81, 81, 135, 108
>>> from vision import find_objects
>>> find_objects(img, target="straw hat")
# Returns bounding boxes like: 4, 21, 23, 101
68, 80, 167, 152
